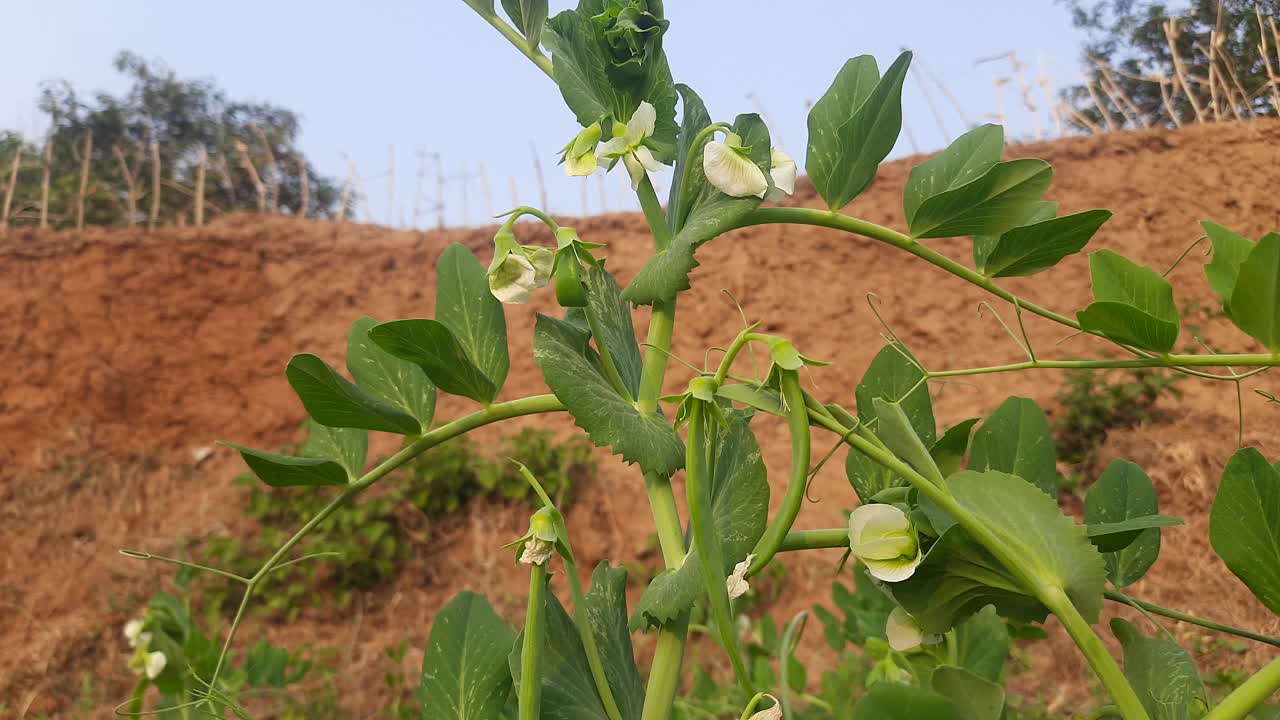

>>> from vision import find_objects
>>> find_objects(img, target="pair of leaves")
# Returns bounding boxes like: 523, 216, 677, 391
370, 244, 510, 404
510, 564, 646, 720
222, 420, 366, 488
845, 344, 935, 502
1112, 619, 1208, 720
1084, 460, 1181, 587
1210, 447, 1280, 615
903, 124, 1053, 240
972, 200, 1113, 278
1203, 223, 1280, 352
631, 410, 769, 629
623, 106, 772, 304
1077, 250, 1180, 353
806, 52, 912, 211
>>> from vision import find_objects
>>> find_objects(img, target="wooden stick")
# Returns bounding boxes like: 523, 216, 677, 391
1093, 60, 1149, 128
39, 137, 51, 229
1166, 18, 1206, 123
76, 129, 92, 231
235, 140, 266, 212
508, 176, 519, 209
911, 64, 952, 143
296, 154, 309, 218
412, 148, 427, 226
387, 144, 395, 226
1, 144, 20, 236
1062, 101, 1103, 134
251, 125, 279, 211
337, 157, 354, 222
528, 141, 546, 212
112, 145, 138, 228
478, 162, 493, 218
195, 147, 207, 226
1159, 77, 1184, 128
149, 139, 161, 230
435, 152, 445, 230
1257, 6, 1280, 113
1085, 80, 1118, 131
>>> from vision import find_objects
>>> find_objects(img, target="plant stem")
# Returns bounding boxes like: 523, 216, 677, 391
470, 9, 555, 79
1104, 590, 1280, 648
778, 528, 849, 552
641, 614, 690, 720
929, 355, 1280, 377
1201, 656, 1280, 720
747, 370, 811, 576
520, 563, 547, 720
1043, 586, 1149, 720
636, 174, 672, 251
637, 301, 676, 414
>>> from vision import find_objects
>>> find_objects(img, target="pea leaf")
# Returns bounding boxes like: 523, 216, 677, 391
632, 410, 769, 629
1210, 447, 1280, 615
904, 124, 1004, 227
534, 314, 683, 476
285, 353, 422, 435
931, 665, 1005, 720
967, 397, 1058, 496
1111, 619, 1208, 720
500, 0, 548, 48
1077, 250, 1180, 353
219, 440, 350, 488
421, 592, 516, 720
368, 319, 498, 404
846, 344, 934, 502
1201, 221, 1254, 311
665, 84, 712, 233
1085, 460, 1165, 586
807, 52, 912, 211
435, 243, 510, 394
301, 419, 367, 480
973, 201, 1056, 271
977, 209, 1112, 278
623, 113, 771, 305
460, 0, 495, 16
907, 159, 1053, 240
953, 605, 1010, 683
582, 563, 646, 720
852, 682, 959, 720
1226, 232, 1280, 352
347, 316, 435, 433
584, 265, 643, 398
930, 418, 980, 478
872, 398, 944, 485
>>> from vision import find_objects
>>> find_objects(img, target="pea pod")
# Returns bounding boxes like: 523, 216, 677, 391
747, 369, 812, 575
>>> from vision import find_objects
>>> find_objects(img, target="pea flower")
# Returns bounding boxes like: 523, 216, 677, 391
847, 503, 923, 582
725, 554, 755, 600
745, 696, 782, 720
123, 618, 151, 649
885, 606, 926, 651
766, 148, 796, 201
703, 132, 768, 198
516, 507, 559, 566
487, 225, 554, 304
129, 645, 168, 679
598, 102, 664, 189
559, 122, 603, 177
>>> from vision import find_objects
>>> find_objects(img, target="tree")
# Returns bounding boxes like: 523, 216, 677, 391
1061, 0, 1280, 131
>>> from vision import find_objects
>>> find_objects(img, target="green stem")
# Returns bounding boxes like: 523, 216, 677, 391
930, 355, 1280, 377
1105, 590, 1280, 648
686, 400, 753, 694
469, 8, 555, 78
806, 409, 1149, 720
1202, 657, 1280, 720
636, 174, 673, 251
645, 469, 687, 567
637, 301, 677, 414
520, 563, 547, 720
747, 370, 811, 576
711, 323, 763, 386
641, 614, 690, 720
778, 528, 849, 552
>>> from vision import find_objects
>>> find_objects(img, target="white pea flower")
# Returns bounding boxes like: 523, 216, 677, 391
598, 102, 665, 189
703, 132, 769, 198
886, 606, 925, 651
847, 503, 923, 582
124, 619, 144, 647
519, 536, 555, 565
746, 695, 782, 720
559, 122, 603, 177
488, 246, 554, 304
144, 651, 167, 679
725, 554, 755, 600
765, 148, 796, 201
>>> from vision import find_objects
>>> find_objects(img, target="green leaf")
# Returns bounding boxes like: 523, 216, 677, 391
931, 666, 1005, 720
584, 265, 643, 398
1210, 447, 1280, 615
533, 314, 683, 476
1077, 250, 1180, 353
632, 410, 769, 629
967, 397, 1058, 496
1201, 221, 1254, 311
806, 52, 912, 211
285, 353, 422, 435
846, 344, 934, 503
930, 418, 979, 478
435, 243, 510, 394
904, 124, 1004, 227
1111, 619, 1208, 720
219, 441, 349, 488
1084, 459, 1167, 586
1227, 232, 1280, 351
301, 419, 367, 480
973, 201, 1056, 271
666, 84, 712, 233
952, 605, 1010, 683
421, 592, 516, 720
347, 316, 435, 432
908, 159, 1053, 239
500, 0, 548, 47
461, 0, 495, 17
1086, 516, 1182, 552
872, 398, 943, 485
977, 209, 1112, 278
623, 113, 771, 304
582, 563, 645, 720
852, 682, 959, 720
368, 320, 498, 404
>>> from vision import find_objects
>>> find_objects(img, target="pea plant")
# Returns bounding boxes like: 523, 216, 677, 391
120, 2, 1280, 719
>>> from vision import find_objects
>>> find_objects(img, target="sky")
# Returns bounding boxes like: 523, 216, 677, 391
0, 1, 1091, 227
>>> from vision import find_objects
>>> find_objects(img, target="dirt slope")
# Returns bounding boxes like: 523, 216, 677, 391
2, 119, 1279, 715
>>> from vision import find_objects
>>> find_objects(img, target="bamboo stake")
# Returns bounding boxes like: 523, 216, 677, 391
1215, 36, 1256, 118
149, 139, 161, 230
251, 125, 279, 211
338, 158, 355, 223
195, 147, 207, 226
478, 162, 493, 218
1166, 18, 1207, 123
76, 129, 92, 231
991, 76, 1010, 128
1085, 80, 1118, 131
1094, 60, 1148, 127
1063, 100, 1104, 134
1039, 55, 1064, 136
387, 144, 395, 226
1159, 76, 1185, 128
911, 64, 952, 143
435, 152, 445, 230
1, 144, 20, 237
508, 176, 519, 209
112, 145, 138, 228
529, 141, 547, 212
412, 148, 427, 226
901, 117, 921, 154
39, 137, 51, 229
296, 154, 309, 218
235, 140, 266, 212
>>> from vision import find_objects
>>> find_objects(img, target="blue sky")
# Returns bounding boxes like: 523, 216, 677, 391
1, 1, 1088, 226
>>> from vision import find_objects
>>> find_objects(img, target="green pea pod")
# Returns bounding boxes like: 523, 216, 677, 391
748, 369, 812, 575
554, 249, 588, 307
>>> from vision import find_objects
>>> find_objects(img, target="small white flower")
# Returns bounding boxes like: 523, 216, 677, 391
487, 247, 552, 304
703, 134, 768, 198
886, 606, 924, 651
725, 554, 755, 600
847, 503, 923, 582
766, 148, 796, 201
519, 535, 555, 566
124, 619, 144, 647
746, 695, 782, 720
144, 651, 167, 679
598, 102, 665, 189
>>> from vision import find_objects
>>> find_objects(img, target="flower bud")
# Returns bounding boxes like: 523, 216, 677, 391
560, 122, 603, 177
847, 503, 923, 582
518, 507, 559, 566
